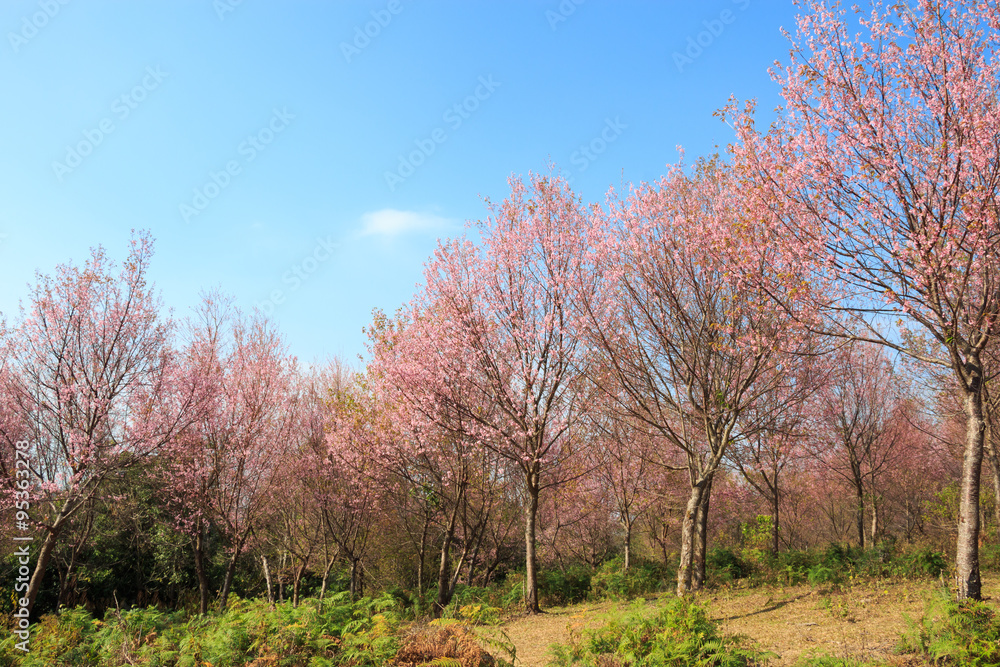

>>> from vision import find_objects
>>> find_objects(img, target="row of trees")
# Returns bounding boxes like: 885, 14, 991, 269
4, 0, 1000, 615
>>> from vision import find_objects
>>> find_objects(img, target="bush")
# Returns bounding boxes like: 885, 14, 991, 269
0, 592, 409, 666
395, 625, 501, 667
708, 547, 752, 583
898, 589, 1000, 664
548, 597, 770, 666
538, 566, 592, 606
590, 559, 667, 599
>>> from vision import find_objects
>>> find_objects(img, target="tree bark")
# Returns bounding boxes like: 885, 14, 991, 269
25, 526, 60, 616
772, 490, 781, 554
854, 475, 866, 550
262, 555, 274, 604
676, 481, 705, 596
957, 384, 985, 600
623, 520, 632, 571
434, 491, 463, 615
194, 521, 210, 615
692, 475, 712, 591
219, 550, 240, 611
524, 471, 541, 614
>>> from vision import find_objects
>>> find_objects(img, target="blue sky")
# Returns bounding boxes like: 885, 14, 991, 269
0, 0, 801, 365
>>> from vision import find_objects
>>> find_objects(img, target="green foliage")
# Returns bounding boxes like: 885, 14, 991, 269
708, 547, 752, 583
807, 565, 841, 587
538, 565, 593, 605
590, 559, 668, 600
0, 592, 409, 666
898, 589, 1000, 665
547, 597, 770, 666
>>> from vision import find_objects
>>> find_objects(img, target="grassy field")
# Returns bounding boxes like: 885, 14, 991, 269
478, 575, 1000, 666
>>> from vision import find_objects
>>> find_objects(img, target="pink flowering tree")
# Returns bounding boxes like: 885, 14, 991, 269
1, 232, 203, 614
165, 294, 295, 612
730, 0, 1000, 599
582, 159, 817, 594
380, 174, 596, 613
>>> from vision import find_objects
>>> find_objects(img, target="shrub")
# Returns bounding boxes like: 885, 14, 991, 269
538, 566, 592, 606
590, 559, 667, 600
548, 597, 770, 666
708, 547, 752, 583
395, 625, 500, 667
898, 589, 1000, 665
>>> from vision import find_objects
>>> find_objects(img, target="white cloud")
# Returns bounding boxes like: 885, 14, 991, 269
356, 209, 453, 239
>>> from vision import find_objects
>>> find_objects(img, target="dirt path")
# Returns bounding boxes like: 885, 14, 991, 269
485, 576, 1000, 666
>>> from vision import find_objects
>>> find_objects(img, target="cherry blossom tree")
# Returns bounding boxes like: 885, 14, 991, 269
1, 232, 203, 614
730, 0, 1000, 599
165, 294, 295, 612
374, 174, 595, 613
582, 159, 815, 594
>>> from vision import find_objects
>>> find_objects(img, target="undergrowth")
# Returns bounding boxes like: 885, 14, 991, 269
547, 596, 770, 666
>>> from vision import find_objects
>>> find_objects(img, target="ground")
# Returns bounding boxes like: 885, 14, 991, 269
479, 575, 1000, 666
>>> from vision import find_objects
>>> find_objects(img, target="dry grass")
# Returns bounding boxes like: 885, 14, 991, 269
395, 623, 499, 667
482, 575, 1000, 666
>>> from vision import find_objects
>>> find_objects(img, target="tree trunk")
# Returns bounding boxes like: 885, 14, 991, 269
957, 385, 985, 600
854, 480, 866, 550
524, 472, 541, 614
417, 517, 429, 597
434, 496, 462, 615
194, 521, 210, 615
349, 557, 363, 600
772, 490, 781, 554
623, 520, 632, 571
292, 562, 305, 607
262, 555, 274, 604
219, 549, 240, 612
319, 554, 336, 601
25, 521, 64, 616
692, 475, 712, 591
676, 481, 705, 596
870, 499, 879, 546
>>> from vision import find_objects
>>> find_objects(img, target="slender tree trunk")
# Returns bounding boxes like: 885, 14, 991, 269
417, 517, 429, 597
434, 496, 462, 615
854, 481, 866, 549
623, 519, 632, 571
692, 476, 712, 591
319, 554, 336, 601
524, 471, 541, 614
349, 556, 363, 600
25, 516, 66, 616
194, 521, 210, 615
262, 555, 274, 604
676, 481, 705, 596
957, 384, 986, 600
870, 500, 879, 546
219, 549, 240, 612
772, 490, 781, 554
